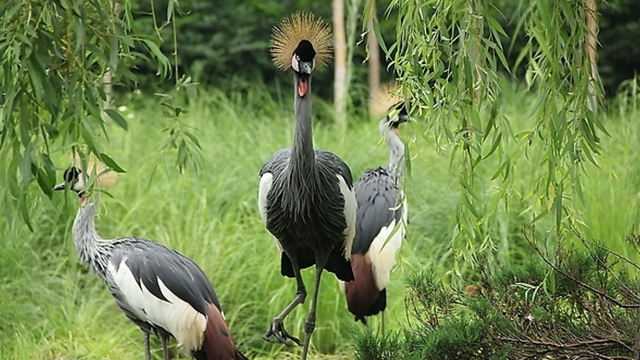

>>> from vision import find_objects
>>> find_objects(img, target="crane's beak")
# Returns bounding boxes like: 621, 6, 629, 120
53, 183, 66, 191
296, 61, 313, 98
298, 77, 308, 98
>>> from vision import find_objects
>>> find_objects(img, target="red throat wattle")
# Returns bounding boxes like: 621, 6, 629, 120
298, 78, 308, 97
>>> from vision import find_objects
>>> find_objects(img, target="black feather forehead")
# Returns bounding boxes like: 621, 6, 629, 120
64, 166, 81, 182
270, 12, 333, 71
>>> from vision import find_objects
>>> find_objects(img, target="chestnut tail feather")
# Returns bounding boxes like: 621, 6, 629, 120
194, 303, 249, 360
344, 254, 380, 320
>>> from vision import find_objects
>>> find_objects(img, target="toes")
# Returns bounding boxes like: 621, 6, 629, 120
273, 331, 293, 346
263, 334, 278, 343
263, 320, 301, 346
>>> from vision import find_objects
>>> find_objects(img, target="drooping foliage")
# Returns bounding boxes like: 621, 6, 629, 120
0, 0, 202, 226
382, 0, 607, 267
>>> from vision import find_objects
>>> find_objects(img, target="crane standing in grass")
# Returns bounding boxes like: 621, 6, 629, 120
258, 13, 356, 360
340, 86, 410, 331
54, 157, 247, 360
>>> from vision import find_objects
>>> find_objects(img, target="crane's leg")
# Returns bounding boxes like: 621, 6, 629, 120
161, 335, 170, 360
381, 310, 386, 335
300, 252, 329, 360
142, 330, 151, 360
264, 251, 306, 346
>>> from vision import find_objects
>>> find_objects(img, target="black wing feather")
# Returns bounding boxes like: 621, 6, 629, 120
259, 149, 290, 177
352, 167, 403, 255
315, 150, 353, 187
111, 238, 221, 315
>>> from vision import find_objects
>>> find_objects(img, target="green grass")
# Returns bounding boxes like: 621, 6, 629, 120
1, 87, 639, 359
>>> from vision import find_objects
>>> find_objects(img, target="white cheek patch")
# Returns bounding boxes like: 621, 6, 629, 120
292, 56, 299, 72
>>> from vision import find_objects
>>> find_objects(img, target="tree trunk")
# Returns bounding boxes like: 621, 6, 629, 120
585, 0, 599, 113
103, 69, 113, 111
333, 0, 347, 129
103, 0, 121, 113
366, 0, 380, 114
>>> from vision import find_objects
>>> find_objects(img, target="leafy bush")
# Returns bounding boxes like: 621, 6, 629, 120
355, 230, 640, 359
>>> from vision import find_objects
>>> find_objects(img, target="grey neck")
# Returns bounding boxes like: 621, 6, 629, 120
387, 130, 405, 180
72, 198, 111, 278
289, 72, 315, 181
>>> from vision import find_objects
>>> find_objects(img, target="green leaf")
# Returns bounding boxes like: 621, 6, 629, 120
177, 140, 188, 170
104, 109, 129, 130
167, 0, 175, 22
26, 58, 45, 103
484, 133, 502, 160
86, 43, 109, 64
19, 197, 33, 232
371, 19, 388, 57
98, 153, 126, 173
36, 165, 54, 198
184, 131, 202, 150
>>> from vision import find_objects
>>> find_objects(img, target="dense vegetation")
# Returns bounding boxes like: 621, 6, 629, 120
128, 0, 640, 96
2, 0, 640, 359
0, 82, 639, 359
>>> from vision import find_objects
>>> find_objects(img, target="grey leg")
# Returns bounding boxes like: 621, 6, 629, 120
161, 335, 170, 360
300, 252, 329, 360
381, 310, 386, 334
264, 252, 306, 346
143, 331, 151, 360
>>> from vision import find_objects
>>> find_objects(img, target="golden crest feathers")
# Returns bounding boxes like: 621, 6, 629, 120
70, 153, 119, 188
270, 12, 333, 71
371, 83, 404, 119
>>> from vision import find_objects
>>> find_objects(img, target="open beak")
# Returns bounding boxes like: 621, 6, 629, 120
53, 183, 66, 191
296, 61, 313, 98
298, 78, 308, 98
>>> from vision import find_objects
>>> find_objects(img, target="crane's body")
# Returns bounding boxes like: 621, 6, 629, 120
340, 105, 409, 328
259, 148, 355, 280
341, 167, 406, 324
258, 14, 355, 360
55, 168, 246, 360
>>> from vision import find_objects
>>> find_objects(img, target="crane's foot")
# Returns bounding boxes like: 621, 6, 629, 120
263, 318, 301, 347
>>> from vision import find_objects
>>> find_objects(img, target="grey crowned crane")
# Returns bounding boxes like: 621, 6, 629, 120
54, 160, 247, 360
258, 13, 356, 360
339, 86, 410, 330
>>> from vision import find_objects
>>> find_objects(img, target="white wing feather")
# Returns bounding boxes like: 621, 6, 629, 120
108, 260, 207, 352
258, 172, 283, 252
258, 173, 273, 224
365, 194, 407, 290
337, 175, 357, 259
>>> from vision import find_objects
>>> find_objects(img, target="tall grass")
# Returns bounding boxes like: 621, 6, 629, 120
1, 85, 639, 359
